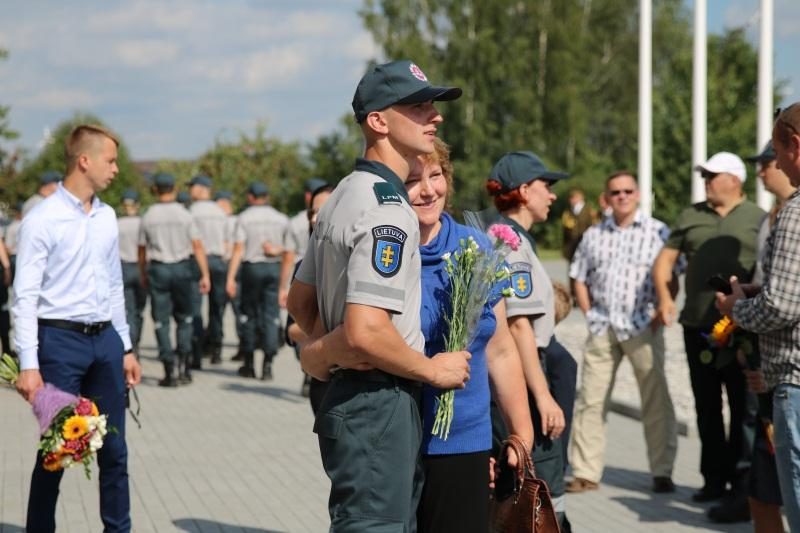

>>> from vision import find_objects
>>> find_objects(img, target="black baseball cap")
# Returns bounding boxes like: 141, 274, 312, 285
489, 151, 569, 192
121, 189, 140, 202
214, 190, 233, 201
40, 170, 62, 185
352, 60, 462, 123
304, 178, 328, 194
247, 182, 269, 197
153, 173, 176, 187
189, 174, 213, 188
745, 141, 776, 163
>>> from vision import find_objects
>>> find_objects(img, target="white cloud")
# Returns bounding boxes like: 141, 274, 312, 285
14, 88, 98, 110
114, 39, 180, 67
187, 45, 313, 91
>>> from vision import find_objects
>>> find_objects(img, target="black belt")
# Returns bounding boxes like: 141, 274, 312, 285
38, 319, 111, 336
334, 368, 421, 388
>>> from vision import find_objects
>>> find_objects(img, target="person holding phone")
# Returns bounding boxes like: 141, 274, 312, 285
653, 152, 765, 506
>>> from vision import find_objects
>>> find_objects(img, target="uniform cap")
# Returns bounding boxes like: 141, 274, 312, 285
213, 190, 233, 201
695, 152, 747, 182
489, 151, 569, 192
247, 181, 269, 197
352, 60, 462, 123
176, 191, 190, 204
745, 141, 776, 163
153, 173, 176, 187
39, 170, 63, 185
304, 178, 328, 194
121, 189, 140, 202
189, 174, 213, 188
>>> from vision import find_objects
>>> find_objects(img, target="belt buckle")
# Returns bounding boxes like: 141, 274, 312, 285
83, 323, 99, 336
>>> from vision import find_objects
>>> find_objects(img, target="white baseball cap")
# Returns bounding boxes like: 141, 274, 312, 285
694, 152, 747, 183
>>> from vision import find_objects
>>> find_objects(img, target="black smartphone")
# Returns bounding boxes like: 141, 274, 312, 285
707, 274, 732, 295
494, 452, 517, 502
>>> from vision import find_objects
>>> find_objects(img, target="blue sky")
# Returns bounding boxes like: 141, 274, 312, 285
1, 0, 798, 161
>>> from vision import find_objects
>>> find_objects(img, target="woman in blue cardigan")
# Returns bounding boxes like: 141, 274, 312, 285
407, 139, 533, 533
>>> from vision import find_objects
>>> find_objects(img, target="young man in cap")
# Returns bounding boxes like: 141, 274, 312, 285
13, 124, 142, 532
21, 170, 61, 217
139, 173, 210, 386
225, 181, 294, 380
716, 103, 800, 531
653, 151, 765, 504
188, 175, 228, 366
118, 189, 147, 353
288, 59, 471, 531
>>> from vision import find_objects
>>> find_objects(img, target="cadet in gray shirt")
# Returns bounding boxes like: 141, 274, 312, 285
21, 171, 60, 218
225, 182, 294, 380
139, 173, 210, 387
117, 189, 147, 352
287, 178, 329, 264
288, 59, 470, 532
215, 190, 244, 356
189, 175, 228, 366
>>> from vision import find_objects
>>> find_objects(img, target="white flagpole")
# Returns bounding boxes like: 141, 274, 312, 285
692, 0, 707, 203
639, 0, 653, 216
757, 0, 774, 210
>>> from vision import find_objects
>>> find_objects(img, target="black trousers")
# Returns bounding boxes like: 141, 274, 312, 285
684, 326, 754, 490
418, 451, 491, 533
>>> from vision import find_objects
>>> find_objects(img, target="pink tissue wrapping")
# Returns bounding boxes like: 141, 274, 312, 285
31, 383, 78, 435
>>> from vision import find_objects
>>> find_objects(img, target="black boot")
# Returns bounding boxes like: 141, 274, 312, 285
210, 343, 222, 365
237, 352, 256, 378
178, 352, 192, 384
261, 357, 273, 381
158, 362, 178, 387
190, 337, 203, 370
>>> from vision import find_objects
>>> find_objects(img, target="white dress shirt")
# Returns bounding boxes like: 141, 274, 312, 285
13, 184, 132, 370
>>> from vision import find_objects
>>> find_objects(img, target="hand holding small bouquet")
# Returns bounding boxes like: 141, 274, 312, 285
433, 224, 520, 440
701, 315, 756, 369
1, 353, 112, 478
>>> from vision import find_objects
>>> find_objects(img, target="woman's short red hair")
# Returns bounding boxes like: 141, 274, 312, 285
486, 179, 525, 211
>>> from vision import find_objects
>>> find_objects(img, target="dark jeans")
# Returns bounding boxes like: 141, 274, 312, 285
28, 325, 129, 533
541, 336, 577, 470
684, 326, 753, 490
240, 262, 281, 358
148, 260, 194, 362
121, 262, 146, 348
0, 262, 10, 355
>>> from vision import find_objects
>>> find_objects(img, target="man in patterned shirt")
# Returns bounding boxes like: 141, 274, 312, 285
567, 171, 678, 494
717, 102, 800, 531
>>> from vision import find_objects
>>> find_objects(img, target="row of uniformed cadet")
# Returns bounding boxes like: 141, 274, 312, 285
118, 174, 299, 386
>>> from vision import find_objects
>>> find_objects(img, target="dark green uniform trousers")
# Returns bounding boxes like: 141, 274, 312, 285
240, 262, 281, 358
314, 370, 424, 532
148, 260, 194, 363
122, 261, 147, 349
205, 255, 228, 347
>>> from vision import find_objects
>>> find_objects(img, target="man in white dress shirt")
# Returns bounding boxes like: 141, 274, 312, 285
13, 124, 142, 533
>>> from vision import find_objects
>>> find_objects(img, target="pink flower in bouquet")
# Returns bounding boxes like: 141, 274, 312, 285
75, 397, 94, 416
488, 223, 521, 251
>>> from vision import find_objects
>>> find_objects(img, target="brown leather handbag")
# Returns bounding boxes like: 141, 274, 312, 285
490, 434, 560, 533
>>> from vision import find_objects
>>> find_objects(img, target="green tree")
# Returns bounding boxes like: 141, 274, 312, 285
358, 0, 768, 248
0, 48, 22, 211
307, 114, 364, 184
178, 122, 311, 214
16, 112, 141, 208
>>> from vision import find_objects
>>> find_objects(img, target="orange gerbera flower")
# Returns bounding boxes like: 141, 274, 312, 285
90, 402, 99, 417
63, 415, 89, 440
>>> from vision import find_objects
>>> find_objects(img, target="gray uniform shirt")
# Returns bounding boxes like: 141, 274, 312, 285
224, 215, 238, 261
139, 202, 199, 263
234, 205, 293, 264
3, 219, 20, 255
288, 210, 310, 263
21, 194, 44, 218
296, 159, 424, 352
190, 200, 227, 257
503, 226, 555, 348
117, 215, 141, 263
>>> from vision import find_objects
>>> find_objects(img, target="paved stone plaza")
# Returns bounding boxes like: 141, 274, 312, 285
0, 260, 761, 532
